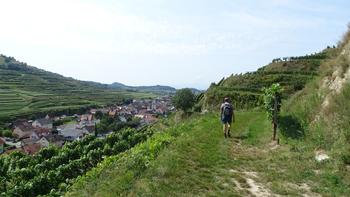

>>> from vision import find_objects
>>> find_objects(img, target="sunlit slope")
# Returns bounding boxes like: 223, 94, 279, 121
200, 47, 339, 109
0, 55, 154, 121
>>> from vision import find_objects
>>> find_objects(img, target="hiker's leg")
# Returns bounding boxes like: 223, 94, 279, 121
223, 123, 228, 138
227, 123, 231, 137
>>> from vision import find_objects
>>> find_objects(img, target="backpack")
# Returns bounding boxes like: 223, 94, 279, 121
223, 103, 233, 116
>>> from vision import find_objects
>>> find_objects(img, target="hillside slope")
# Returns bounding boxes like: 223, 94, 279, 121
67, 112, 349, 196
281, 26, 350, 176
0, 55, 154, 121
200, 47, 339, 110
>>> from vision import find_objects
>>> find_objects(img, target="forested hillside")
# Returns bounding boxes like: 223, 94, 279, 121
0, 55, 154, 122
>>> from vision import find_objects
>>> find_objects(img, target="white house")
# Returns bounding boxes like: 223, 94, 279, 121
58, 124, 86, 141
38, 137, 50, 147
32, 118, 53, 129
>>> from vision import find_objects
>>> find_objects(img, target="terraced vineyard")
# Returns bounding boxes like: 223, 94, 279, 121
0, 55, 154, 121
200, 48, 339, 109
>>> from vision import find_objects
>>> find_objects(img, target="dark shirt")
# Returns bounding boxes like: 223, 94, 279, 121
220, 102, 234, 122
220, 102, 234, 115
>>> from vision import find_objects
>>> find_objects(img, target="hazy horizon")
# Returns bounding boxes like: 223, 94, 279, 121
1, 0, 350, 89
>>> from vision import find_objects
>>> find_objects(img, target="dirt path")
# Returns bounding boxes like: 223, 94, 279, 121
225, 125, 322, 197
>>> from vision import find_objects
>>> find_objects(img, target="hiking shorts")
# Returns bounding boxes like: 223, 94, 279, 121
221, 115, 232, 124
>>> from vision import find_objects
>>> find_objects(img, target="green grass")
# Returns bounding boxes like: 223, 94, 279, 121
66, 111, 349, 196
129, 112, 271, 197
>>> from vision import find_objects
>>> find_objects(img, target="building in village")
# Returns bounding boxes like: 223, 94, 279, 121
34, 128, 51, 138
108, 110, 117, 117
57, 124, 89, 141
12, 121, 36, 139
37, 137, 50, 147
23, 143, 42, 155
0, 138, 5, 154
44, 134, 65, 147
32, 118, 53, 129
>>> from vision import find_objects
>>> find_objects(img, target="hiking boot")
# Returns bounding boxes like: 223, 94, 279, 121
228, 132, 231, 138
224, 133, 227, 138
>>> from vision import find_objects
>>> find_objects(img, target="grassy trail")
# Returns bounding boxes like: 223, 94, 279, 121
127, 112, 274, 197
67, 111, 348, 196
67, 112, 275, 196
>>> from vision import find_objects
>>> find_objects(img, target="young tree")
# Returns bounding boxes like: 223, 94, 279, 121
263, 83, 282, 141
172, 88, 196, 112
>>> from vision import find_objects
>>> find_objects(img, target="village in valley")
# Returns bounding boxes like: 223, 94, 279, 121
0, 96, 174, 155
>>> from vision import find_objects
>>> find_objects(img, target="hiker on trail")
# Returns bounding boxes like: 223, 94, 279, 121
220, 97, 235, 138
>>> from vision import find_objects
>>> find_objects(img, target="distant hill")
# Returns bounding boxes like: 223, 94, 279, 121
199, 47, 339, 109
109, 82, 177, 94
0, 55, 154, 121
109, 82, 203, 95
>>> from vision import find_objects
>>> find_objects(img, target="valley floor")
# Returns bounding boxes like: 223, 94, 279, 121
67, 112, 349, 196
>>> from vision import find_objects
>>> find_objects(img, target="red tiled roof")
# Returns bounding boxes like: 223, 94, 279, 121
16, 124, 35, 132
23, 143, 42, 155
35, 128, 50, 137
21, 132, 32, 139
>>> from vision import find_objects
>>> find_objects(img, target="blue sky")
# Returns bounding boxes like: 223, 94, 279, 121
0, 0, 349, 89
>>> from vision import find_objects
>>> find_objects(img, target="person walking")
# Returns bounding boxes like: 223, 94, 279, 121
220, 97, 235, 138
